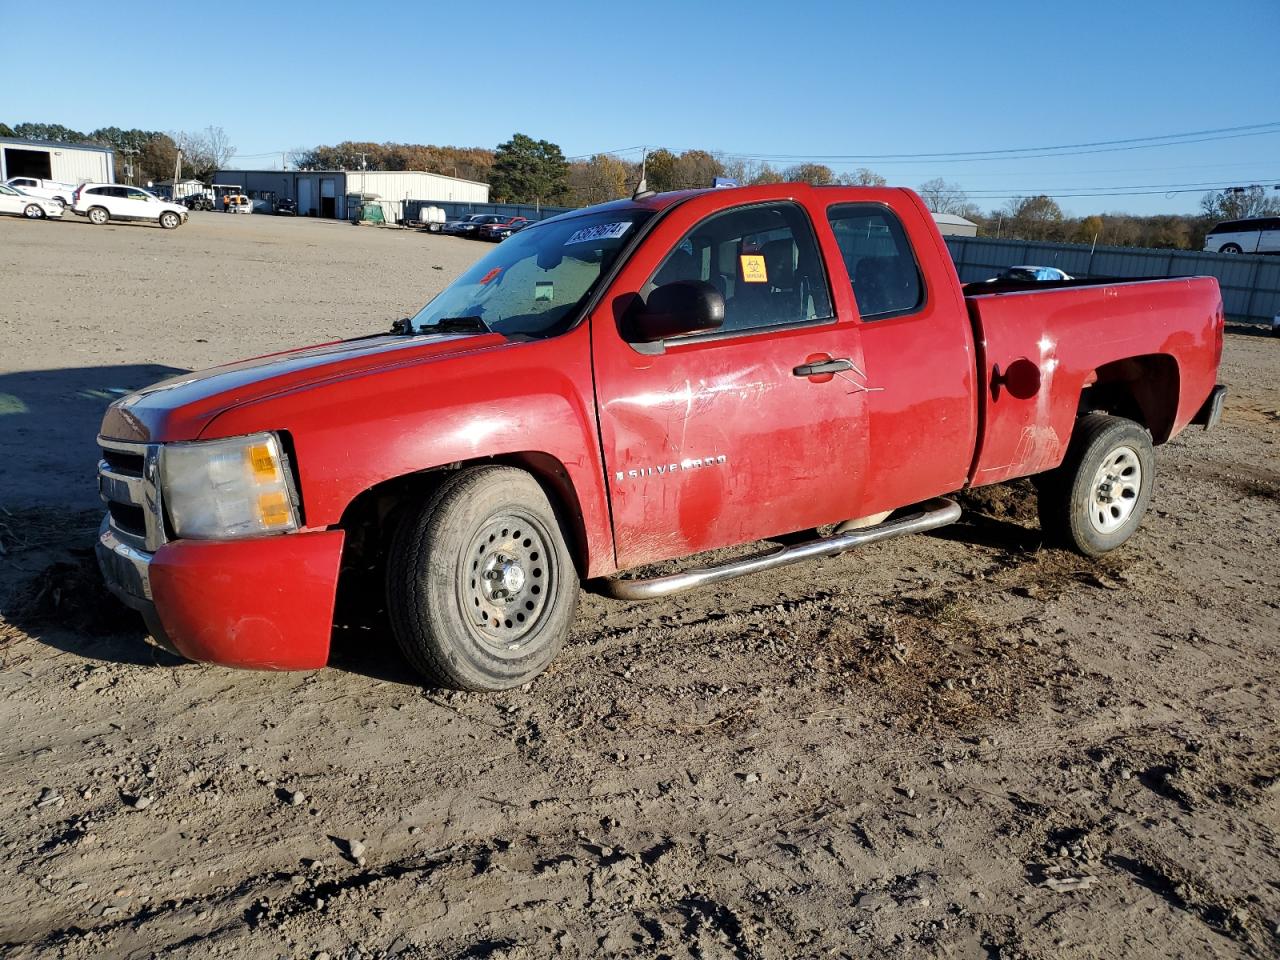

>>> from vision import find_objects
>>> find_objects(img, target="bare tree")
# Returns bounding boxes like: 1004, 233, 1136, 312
917, 177, 971, 215
783, 162, 836, 185
1002, 195, 1066, 240
1201, 185, 1280, 221
203, 125, 236, 170
173, 126, 236, 179
839, 167, 887, 187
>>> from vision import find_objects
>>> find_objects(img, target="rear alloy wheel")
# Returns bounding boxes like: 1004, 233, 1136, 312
1219, 243, 1242, 254
159, 211, 181, 230
1037, 413, 1154, 556
387, 466, 579, 690
88, 206, 109, 225
23, 204, 44, 219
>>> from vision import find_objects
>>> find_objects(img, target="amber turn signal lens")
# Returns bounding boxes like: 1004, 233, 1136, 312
258, 490, 293, 528
247, 443, 281, 483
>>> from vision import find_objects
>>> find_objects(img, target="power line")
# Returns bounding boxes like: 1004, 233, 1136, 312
707, 121, 1280, 162
570, 122, 1280, 169
958, 178, 1279, 197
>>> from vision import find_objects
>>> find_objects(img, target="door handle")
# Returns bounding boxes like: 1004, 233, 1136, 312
793, 358, 854, 378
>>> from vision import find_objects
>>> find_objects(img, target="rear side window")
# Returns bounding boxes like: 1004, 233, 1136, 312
827, 204, 925, 321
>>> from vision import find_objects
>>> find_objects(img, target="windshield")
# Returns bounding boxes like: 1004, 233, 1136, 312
410, 209, 653, 338
0, 185, 18, 196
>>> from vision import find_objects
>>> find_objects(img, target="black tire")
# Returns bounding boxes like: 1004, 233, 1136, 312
159, 211, 181, 230
1036, 413, 1154, 556
1219, 243, 1242, 254
88, 206, 109, 225
23, 204, 45, 219
386, 466, 579, 690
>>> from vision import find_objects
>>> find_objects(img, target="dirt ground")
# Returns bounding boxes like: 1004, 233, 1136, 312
0, 211, 1277, 960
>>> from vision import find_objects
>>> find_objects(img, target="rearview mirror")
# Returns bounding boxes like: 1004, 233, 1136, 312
627, 281, 725, 343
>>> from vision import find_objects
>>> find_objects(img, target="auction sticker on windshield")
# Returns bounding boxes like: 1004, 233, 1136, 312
566, 221, 632, 245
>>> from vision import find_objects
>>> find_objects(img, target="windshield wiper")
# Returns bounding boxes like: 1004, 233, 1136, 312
425, 315, 491, 334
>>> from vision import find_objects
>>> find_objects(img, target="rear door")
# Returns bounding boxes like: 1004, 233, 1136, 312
1260, 218, 1280, 254
591, 193, 870, 570
820, 195, 978, 514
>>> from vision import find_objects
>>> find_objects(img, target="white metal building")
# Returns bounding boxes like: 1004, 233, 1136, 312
0, 136, 115, 185
213, 168, 489, 221
930, 212, 979, 237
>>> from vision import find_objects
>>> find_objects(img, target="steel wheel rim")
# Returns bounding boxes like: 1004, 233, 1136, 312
460, 511, 555, 651
1088, 444, 1142, 534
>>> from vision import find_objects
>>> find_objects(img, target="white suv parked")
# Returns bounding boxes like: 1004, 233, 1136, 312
1203, 216, 1280, 255
72, 183, 188, 229
4, 177, 76, 208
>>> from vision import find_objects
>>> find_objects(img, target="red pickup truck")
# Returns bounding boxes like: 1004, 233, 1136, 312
95, 184, 1226, 690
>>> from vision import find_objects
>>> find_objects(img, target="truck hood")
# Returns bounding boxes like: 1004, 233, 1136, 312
100, 331, 504, 443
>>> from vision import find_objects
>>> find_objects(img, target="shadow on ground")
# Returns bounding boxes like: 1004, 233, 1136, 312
0, 363, 184, 513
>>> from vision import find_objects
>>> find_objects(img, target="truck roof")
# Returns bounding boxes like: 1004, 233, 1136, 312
535, 183, 928, 228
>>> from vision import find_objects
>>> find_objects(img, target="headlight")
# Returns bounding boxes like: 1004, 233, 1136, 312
160, 432, 300, 539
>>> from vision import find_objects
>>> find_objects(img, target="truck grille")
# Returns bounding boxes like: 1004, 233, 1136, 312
98, 438, 166, 553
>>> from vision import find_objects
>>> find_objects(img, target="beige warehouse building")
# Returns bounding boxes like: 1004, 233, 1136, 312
213, 168, 489, 221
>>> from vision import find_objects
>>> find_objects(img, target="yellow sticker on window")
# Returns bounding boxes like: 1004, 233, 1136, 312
740, 254, 768, 283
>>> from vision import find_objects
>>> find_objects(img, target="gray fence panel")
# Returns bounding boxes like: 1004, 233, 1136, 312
943, 235, 1278, 323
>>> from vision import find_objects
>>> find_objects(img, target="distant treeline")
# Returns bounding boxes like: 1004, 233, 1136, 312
12, 120, 1274, 249
293, 134, 1278, 250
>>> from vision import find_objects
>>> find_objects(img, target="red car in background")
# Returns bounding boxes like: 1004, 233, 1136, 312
478, 215, 529, 241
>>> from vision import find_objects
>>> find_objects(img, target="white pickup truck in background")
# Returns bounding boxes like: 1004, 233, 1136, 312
3, 177, 77, 208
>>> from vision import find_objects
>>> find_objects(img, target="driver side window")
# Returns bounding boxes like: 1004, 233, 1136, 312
643, 202, 833, 338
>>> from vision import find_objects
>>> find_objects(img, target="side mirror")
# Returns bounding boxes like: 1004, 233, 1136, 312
627, 281, 725, 343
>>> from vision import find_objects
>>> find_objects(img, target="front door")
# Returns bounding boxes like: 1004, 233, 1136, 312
122, 187, 155, 220
591, 195, 870, 571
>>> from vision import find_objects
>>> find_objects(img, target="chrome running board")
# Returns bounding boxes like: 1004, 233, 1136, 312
602, 497, 961, 600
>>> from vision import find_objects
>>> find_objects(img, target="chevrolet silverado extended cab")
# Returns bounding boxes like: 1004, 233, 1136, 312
96, 184, 1226, 690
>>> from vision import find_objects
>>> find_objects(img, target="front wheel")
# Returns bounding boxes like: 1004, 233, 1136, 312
1037, 413, 1154, 556
386, 466, 580, 690
159, 211, 181, 229
88, 206, 109, 225
1220, 243, 1242, 254
23, 204, 45, 219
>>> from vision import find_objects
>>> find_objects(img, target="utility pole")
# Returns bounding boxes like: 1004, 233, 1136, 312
122, 148, 139, 185
173, 150, 182, 200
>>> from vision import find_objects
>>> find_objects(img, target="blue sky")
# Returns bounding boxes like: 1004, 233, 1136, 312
4, 0, 1276, 216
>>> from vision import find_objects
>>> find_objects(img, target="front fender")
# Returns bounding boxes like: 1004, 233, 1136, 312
198, 325, 617, 577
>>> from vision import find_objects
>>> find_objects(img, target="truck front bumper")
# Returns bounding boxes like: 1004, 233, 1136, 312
96, 517, 345, 670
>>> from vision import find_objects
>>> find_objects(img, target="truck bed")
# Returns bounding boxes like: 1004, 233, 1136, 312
963, 275, 1223, 486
